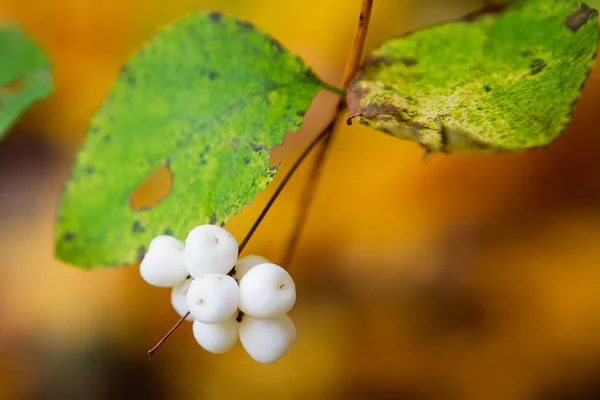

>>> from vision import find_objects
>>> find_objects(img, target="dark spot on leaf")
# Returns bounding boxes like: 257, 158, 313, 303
205, 145, 210, 152
0, 76, 26, 95
199, 155, 207, 166
249, 143, 265, 152
208, 11, 223, 23
137, 246, 146, 262
132, 220, 145, 233
530, 59, 547, 75
236, 20, 254, 30
209, 213, 217, 225
296, 110, 305, 117
361, 55, 394, 69
220, 222, 225, 227
229, 139, 239, 147
130, 164, 173, 211
483, 85, 492, 93
565, 3, 598, 32
271, 39, 284, 53
463, 3, 508, 22
63, 232, 75, 242
103, 135, 111, 143
89, 126, 99, 134
202, 71, 219, 80
85, 166, 94, 175
164, 228, 173, 236
521, 50, 532, 57
127, 74, 136, 86
399, 57, 418, 67
243, 157, 250, 164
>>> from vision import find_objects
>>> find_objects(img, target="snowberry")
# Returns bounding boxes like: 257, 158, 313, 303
192, 315, 239, 354
185, 225, 238, 277
233, 255, 269, 280
239, 263, 296, 318
239, 315, 296, 364
171, 277, 194, 322
186, 274, 239, 324
140, 235, 188, 287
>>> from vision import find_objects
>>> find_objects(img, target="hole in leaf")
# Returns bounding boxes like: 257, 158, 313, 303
129, 164, 172, 211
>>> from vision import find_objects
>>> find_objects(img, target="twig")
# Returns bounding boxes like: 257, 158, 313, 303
282, 0, 374, 266
147, 311, 189, 360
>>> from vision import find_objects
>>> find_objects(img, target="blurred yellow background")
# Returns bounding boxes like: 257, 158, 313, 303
2, 1, 600, 399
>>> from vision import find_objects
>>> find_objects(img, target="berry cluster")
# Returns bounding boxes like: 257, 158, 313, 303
140, 224, 297, 363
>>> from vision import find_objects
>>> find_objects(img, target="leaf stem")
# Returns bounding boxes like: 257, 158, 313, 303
147, 311, 189, 360
282, 0, 374, 266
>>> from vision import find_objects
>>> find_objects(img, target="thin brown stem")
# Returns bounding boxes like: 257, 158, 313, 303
238, 116, 340, 254
282, 0, 374, 266
147, 311, 189, 360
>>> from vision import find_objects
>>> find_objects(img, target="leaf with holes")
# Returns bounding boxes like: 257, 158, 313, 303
347, 0, 599, 153
55, 12, 326, 268
0, 25, 51, 139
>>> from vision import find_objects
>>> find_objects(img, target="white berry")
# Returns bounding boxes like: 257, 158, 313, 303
239, 263, 296, 318
185, 225, 238, 277
140, 235, 188, 287
239, 315, 296, 364
233, 255, 269, 280
186, 274, 239, 324
192, 315, 239, 354
170, 277, 194, 322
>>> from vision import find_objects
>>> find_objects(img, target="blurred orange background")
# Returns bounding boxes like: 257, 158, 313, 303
2, 1, 600, 399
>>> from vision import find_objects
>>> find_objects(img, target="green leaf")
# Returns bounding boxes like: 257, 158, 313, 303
347, 0, 599, 153
0, 25, 51, 139
55, 12, 325, 268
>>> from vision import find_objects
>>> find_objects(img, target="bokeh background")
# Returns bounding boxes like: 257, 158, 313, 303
2, 1, 600, 399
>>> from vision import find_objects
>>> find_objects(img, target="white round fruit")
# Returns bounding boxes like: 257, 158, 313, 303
233, 255, 269, 280
186, 274, 239, 324
171, 277, 194, 322
239, 263, 296, 318
140, 235, 188, 287
185, 225, 238, 277
239, 315, 296, 364
192, 316, 239, 354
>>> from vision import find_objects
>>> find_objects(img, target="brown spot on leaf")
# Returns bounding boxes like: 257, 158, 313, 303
129, 164, 172, 211
62, 232, 75, 241
208, 11, 223, 23
530, 59, 546, 75
85, 166, 94, 175
565, 3, 598, 32
296, 110, 305, 117
229, 139, 239, 147
137, 246, 146, 262
361, 55, 394, 69
132, 220, 145, 233
236, 20, 254, 30
399, 57, 418, 67
209, 213, 217, 225
271, 39, 284, 53
0, 76, 26, 95
249, 143, 265, 152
